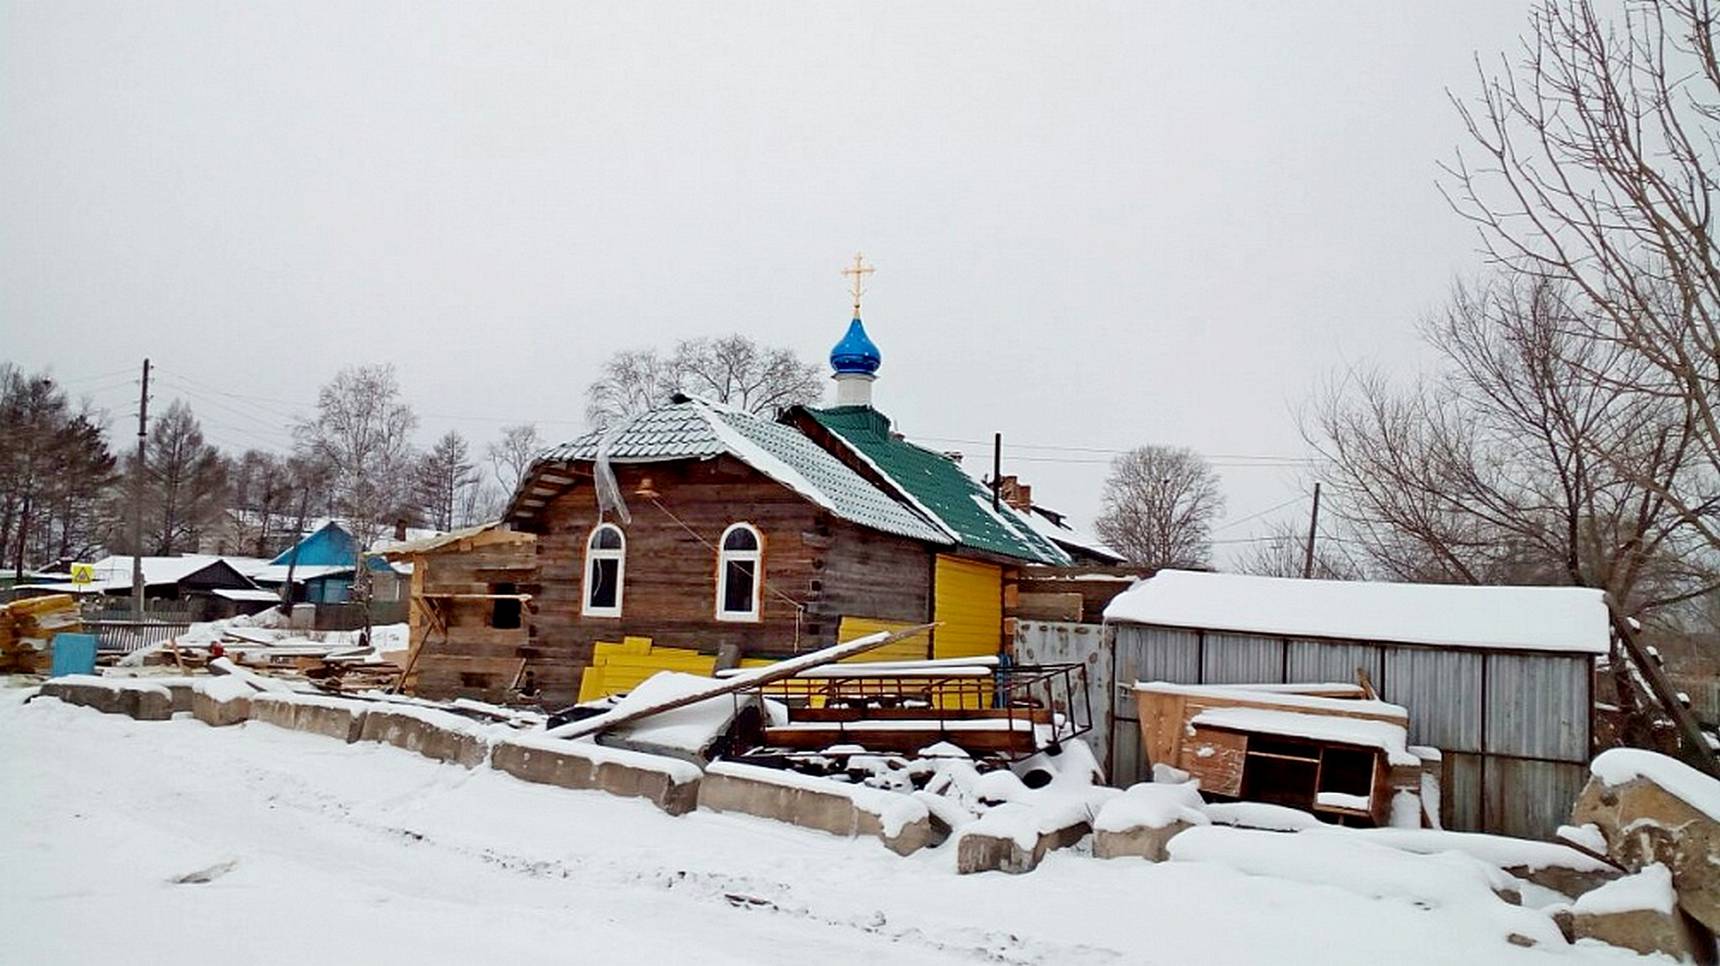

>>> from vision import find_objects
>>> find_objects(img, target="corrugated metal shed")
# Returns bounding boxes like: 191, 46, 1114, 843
1106, 583, 1601, 837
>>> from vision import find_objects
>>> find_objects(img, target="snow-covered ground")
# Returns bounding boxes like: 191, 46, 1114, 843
0, 689, 1644, 965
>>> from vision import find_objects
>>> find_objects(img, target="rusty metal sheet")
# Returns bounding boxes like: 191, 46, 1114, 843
1014, 620, 1111, 771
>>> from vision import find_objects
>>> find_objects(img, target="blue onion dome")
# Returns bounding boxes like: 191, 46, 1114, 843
829, 317, 882, 376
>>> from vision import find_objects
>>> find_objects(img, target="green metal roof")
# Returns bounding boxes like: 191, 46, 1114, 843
801, 406, 1073, 565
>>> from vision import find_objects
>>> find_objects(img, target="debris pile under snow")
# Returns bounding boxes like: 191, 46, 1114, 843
1094, 781, 1210, 833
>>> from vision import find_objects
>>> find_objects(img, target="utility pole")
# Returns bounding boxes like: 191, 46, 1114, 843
991, 433, 1002, 511
1301, 481, 1322, 579
130, 358, 150, 622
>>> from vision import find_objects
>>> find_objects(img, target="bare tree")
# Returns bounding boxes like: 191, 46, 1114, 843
584, 335, 823, 428
415, 431, 479, 532
1308, 276, 1716, 620
1239, 518, 1363, 581
487, 422, 543, 495
585, 349, 677, 429
1446, 0, 1720, 552
294, 364, 419, 550
1094, 446, 1226, 568
120, 400, 229, 555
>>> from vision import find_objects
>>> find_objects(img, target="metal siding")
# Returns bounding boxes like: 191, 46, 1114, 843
1445, 752, 1484, 832
1112, 625, 1201, 714
1285, 639, 1384, 686
1200, 632, 1285, 684
1111, 717, 1146, 787
1484, 653, 1590, 761
1382, 646, 1483, 752
1483, 757, 1589, 840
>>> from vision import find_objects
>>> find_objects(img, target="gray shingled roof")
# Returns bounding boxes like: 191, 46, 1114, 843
535, 399, 949, 545
539, 404, 724, 463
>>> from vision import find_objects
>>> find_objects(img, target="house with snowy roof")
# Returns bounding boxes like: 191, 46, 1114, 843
504, 296, 1074, 706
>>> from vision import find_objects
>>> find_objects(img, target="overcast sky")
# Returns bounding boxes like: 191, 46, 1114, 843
1, 2, 1544, 563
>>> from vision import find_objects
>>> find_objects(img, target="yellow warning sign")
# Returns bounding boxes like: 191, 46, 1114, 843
69, 563, 96, 588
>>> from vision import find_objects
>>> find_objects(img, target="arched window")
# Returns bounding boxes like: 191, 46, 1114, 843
715, 523, 762, 622
582, 523, 625, 617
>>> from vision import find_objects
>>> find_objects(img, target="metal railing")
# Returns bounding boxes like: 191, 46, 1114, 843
737, 661, 1093, 761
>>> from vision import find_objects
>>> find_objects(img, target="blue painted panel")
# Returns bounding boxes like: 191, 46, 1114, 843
50, 633, 98, 677
269, 522, 360, 567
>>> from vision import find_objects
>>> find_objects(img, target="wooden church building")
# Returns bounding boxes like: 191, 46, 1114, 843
504, 285, 1071, 706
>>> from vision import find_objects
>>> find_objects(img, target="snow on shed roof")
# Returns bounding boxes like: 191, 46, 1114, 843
529, 398, 950, 545
1103, 569, 1610, 655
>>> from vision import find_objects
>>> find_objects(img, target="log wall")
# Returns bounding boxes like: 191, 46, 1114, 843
521, 457, 935, 705
402, 534, 538, 703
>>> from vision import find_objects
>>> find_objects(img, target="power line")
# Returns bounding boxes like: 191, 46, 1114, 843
1213, 495, 1308, 533
908, 433, 1316, 464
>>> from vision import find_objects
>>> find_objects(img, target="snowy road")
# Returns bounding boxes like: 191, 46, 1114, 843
1, 689, 1640, 965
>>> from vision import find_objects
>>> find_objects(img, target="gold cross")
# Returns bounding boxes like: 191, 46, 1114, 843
841, 252, 874, 317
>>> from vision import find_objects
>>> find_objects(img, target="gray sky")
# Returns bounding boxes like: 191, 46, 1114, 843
0, 2, 1541, 562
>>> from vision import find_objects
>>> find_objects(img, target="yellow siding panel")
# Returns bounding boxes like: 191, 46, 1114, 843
577, 641, 714, 701
837, 617, 932, 664
933, 555, 1003, 659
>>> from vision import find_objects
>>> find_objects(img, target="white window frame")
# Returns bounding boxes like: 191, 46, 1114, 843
714, 522, 763, 623
582, 523, 626, 618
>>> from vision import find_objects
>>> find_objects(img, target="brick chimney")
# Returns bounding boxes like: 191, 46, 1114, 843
394, 518, 408, 541
997, 475, 1033, 511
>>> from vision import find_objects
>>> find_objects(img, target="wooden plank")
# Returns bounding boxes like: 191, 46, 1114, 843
763, 725, 1036, 755
1180, 726, 1248, 796
1011, 592, 1083, 622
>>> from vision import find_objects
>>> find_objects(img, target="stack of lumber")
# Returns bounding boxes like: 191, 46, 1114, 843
0, 595, 81, 673
577, 637, 716, 702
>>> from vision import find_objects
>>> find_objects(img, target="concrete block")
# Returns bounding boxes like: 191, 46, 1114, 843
160, 681, 195, 714
38, 677, 173, 721
359, 709, 489, 769
957, 820, 1091, 875
250, 693, 365, 742
1094, 820, 1195, 862
191, 685, 253, 727
490, 738, 702, 815
697, 763, 933, 855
